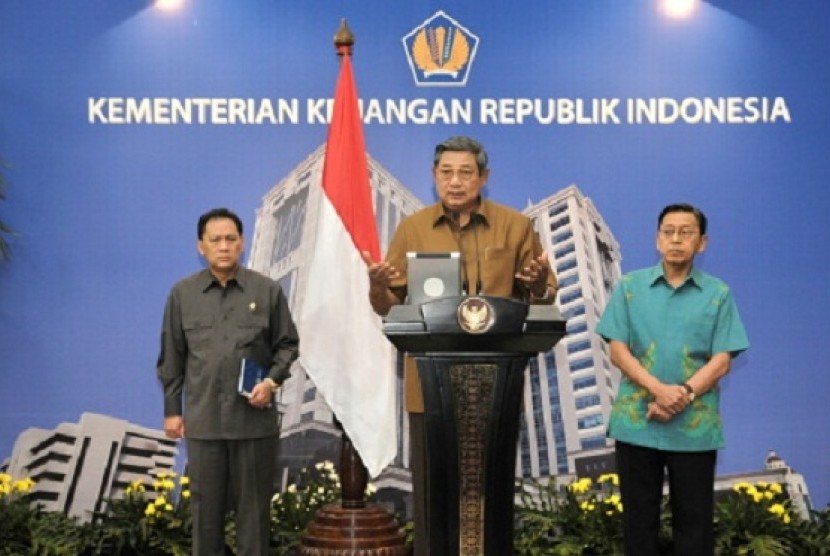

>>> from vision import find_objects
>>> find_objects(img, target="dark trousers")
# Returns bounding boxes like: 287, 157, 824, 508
187, 436, 277, 556
615, 441, 717, 556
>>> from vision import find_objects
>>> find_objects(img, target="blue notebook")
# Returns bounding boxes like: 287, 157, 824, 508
238, 358, 267, 398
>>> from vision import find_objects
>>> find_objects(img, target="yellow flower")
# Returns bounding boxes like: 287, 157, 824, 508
768, 483, 783, 494
13, 478, 36, 492
165, 503, 174, 512
179, 476, 190, 486
568, 478, 593, 494
315, 461, 335, 472
155, 496, 167, 507
597, 473, 619, 486
181, 490, 191, 499
732, 482, 753, 493
763, 491, 774, 500
600, 495, 622, 514
0, 473, 11, 483
605, 494, 621, 506
752, 492, 764, 503
579, 501, 596, 512
287, 484, 297, 494
769, 503, 793, 524
0, 483, 10, 496
126, 479, 145, 495
162, 479, 175, 491
145, 504, 156, 516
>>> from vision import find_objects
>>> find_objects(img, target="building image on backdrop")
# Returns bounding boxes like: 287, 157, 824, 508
1, 412, 177, 522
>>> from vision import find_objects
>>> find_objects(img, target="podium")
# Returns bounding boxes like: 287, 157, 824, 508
383, 296, 566, 556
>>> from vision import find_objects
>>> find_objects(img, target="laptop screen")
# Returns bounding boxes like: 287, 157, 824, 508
406, 252, 463, 306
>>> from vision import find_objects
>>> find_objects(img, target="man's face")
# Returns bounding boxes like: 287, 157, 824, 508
198, 217, 244, 275
433, 150, 489, 213
656, 211, 707, 266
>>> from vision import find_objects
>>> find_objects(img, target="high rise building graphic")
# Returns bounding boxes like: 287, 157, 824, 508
248, 148, 623, 493
519, 186, 622, 479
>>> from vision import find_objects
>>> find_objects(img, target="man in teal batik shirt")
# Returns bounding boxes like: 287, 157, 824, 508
596, 203, 749, 556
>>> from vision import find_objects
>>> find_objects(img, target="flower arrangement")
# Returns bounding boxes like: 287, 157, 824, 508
515, 473, 625, 554
3, 468, 828, 555
1, 473, 39, 555
1, 473, 87, 556
515, 475, 830, 555
88, 471, 192, 555
714, 481, 800, 555
268, 460, 344, 555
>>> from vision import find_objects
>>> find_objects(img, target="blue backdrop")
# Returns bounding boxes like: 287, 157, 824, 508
1, 0, 828, 508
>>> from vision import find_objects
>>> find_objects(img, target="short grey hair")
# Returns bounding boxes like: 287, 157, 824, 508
433, 136, 488, 173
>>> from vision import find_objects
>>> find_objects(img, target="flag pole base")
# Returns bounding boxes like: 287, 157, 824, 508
298, 503, 411, 555
299, 430, 411, 555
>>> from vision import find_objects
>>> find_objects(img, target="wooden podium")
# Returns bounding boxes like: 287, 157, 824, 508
383, 296, 566, 556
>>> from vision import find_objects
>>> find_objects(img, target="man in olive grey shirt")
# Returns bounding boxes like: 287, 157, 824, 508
156, 207, 299, 556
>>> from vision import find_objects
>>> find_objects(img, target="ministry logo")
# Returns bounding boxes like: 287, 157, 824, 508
402, 11, 480, 87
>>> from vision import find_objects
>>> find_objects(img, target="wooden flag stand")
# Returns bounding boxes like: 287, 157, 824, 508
298, 430, 410, 555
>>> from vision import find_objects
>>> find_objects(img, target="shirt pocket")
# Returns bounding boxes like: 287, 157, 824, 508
237, 314, 269, 349
483, 247, 518, 294
183, 315, 214, 351
684, 310, 718, 359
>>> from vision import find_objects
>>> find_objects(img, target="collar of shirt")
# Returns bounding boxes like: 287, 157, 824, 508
429, 197, 492, 229
647, 263, 704, 290
196, 267, 247, 292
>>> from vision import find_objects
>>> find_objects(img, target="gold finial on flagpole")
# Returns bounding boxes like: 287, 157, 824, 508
333, 18, 354, 57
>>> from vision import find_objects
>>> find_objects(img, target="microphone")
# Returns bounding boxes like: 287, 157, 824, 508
471, 212, 482, 295
449, 211, 470, 295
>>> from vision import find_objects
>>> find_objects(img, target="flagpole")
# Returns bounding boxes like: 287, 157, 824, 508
298, 19, 409, 555
328, 17, 371, 513
330, 18, 369, 511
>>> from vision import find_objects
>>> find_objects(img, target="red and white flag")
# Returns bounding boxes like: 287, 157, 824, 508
296, 47, 396, 478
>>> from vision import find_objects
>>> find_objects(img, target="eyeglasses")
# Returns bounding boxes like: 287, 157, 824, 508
436, 168, 478, 183
659, 228, 699, 241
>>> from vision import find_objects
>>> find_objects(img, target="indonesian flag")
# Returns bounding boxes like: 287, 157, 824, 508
296, 48, 396, 477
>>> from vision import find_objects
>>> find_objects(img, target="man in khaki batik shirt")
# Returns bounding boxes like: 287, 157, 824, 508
361, 136, 557, 556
